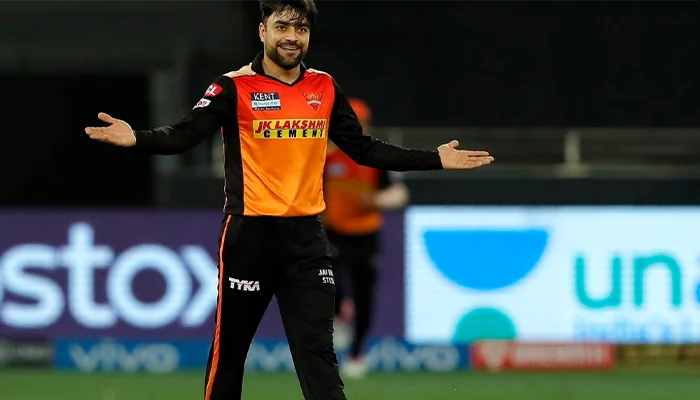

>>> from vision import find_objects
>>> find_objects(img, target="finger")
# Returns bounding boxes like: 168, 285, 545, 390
470, 155, 494, 162
464, 158, 493, 168
98, 112, 116, 124
464, 150, 491, 157
86, 129, 112, 143
448, 140, 459, 149
85, 127, 105, 136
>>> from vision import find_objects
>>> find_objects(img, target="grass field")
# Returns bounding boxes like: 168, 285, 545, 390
1, 370, 700, 400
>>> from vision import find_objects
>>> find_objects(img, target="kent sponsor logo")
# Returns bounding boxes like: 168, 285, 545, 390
252, 119, 326, 139
251, 92, 281, 111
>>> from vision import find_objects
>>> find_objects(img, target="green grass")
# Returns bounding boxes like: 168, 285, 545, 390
1, 370, 700, 400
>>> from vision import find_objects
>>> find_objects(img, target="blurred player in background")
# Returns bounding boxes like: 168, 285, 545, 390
323, 98, 409, 378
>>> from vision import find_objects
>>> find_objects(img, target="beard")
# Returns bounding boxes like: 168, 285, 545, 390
265, 41, 307, 70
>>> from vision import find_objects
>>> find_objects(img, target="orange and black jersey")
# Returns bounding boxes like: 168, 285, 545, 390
323, 147, 398, 235
134, 53, 442, 217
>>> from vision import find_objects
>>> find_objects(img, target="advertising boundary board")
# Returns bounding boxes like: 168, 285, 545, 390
0, 211, 405, 340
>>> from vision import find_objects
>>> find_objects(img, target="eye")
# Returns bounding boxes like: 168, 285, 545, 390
298, 27, 308, 33
276, 25, 286, 31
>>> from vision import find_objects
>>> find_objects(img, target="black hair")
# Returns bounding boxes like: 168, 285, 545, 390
260, 0, 318, 29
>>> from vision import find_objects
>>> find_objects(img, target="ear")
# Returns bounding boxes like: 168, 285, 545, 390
258, 22, 265, 43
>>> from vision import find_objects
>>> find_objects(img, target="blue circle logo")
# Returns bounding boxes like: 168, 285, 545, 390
453, 308, 517, 344
423, 228, 549, 342
423, 229, 548, 290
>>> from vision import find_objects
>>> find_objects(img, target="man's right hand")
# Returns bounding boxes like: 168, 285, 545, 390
85, 112, 136, 147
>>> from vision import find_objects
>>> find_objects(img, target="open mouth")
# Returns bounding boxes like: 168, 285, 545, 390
279, 46, 300, 51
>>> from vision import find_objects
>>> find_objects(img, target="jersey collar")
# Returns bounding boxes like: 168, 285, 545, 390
251, 51, 308, 86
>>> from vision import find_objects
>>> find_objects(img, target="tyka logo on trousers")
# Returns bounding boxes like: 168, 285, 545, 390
229, 278, 260, 292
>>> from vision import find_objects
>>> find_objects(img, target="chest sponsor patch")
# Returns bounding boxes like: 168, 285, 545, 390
251, 92, 281, 111
253, 119, 327, 139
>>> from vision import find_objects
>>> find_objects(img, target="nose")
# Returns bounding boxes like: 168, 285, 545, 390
283, 29, 300, 43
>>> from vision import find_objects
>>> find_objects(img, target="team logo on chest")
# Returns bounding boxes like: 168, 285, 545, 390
302, 92, 323, 110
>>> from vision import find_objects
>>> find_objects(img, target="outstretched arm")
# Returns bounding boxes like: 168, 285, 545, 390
133, 76, 237, 155
86, 76, 236, 154
327, 80, 493, 171
327, 80, 442, 171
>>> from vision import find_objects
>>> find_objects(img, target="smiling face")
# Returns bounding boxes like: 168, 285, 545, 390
259, 9, 311, 71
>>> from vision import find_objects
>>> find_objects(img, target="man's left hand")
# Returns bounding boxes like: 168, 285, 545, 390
438, 140, 494, 170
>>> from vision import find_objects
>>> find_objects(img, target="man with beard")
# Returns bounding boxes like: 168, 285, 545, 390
84, 1, 494, 399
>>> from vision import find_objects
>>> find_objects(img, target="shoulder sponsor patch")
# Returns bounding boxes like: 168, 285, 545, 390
193, 98, 211, 109
251, 92, 281, 111
204, 83, 223, 97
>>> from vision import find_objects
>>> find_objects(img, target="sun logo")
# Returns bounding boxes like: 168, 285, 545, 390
302, 92, 323, 110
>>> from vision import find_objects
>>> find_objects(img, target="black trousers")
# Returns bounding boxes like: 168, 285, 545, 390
326, 229, 379, 359
204, 215, 346, 400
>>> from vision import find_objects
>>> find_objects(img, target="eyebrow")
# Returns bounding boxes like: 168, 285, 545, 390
274, 19, 309, 27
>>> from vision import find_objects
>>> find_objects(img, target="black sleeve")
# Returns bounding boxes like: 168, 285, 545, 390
328, 79, 443, 172
133, 75, 236, 155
